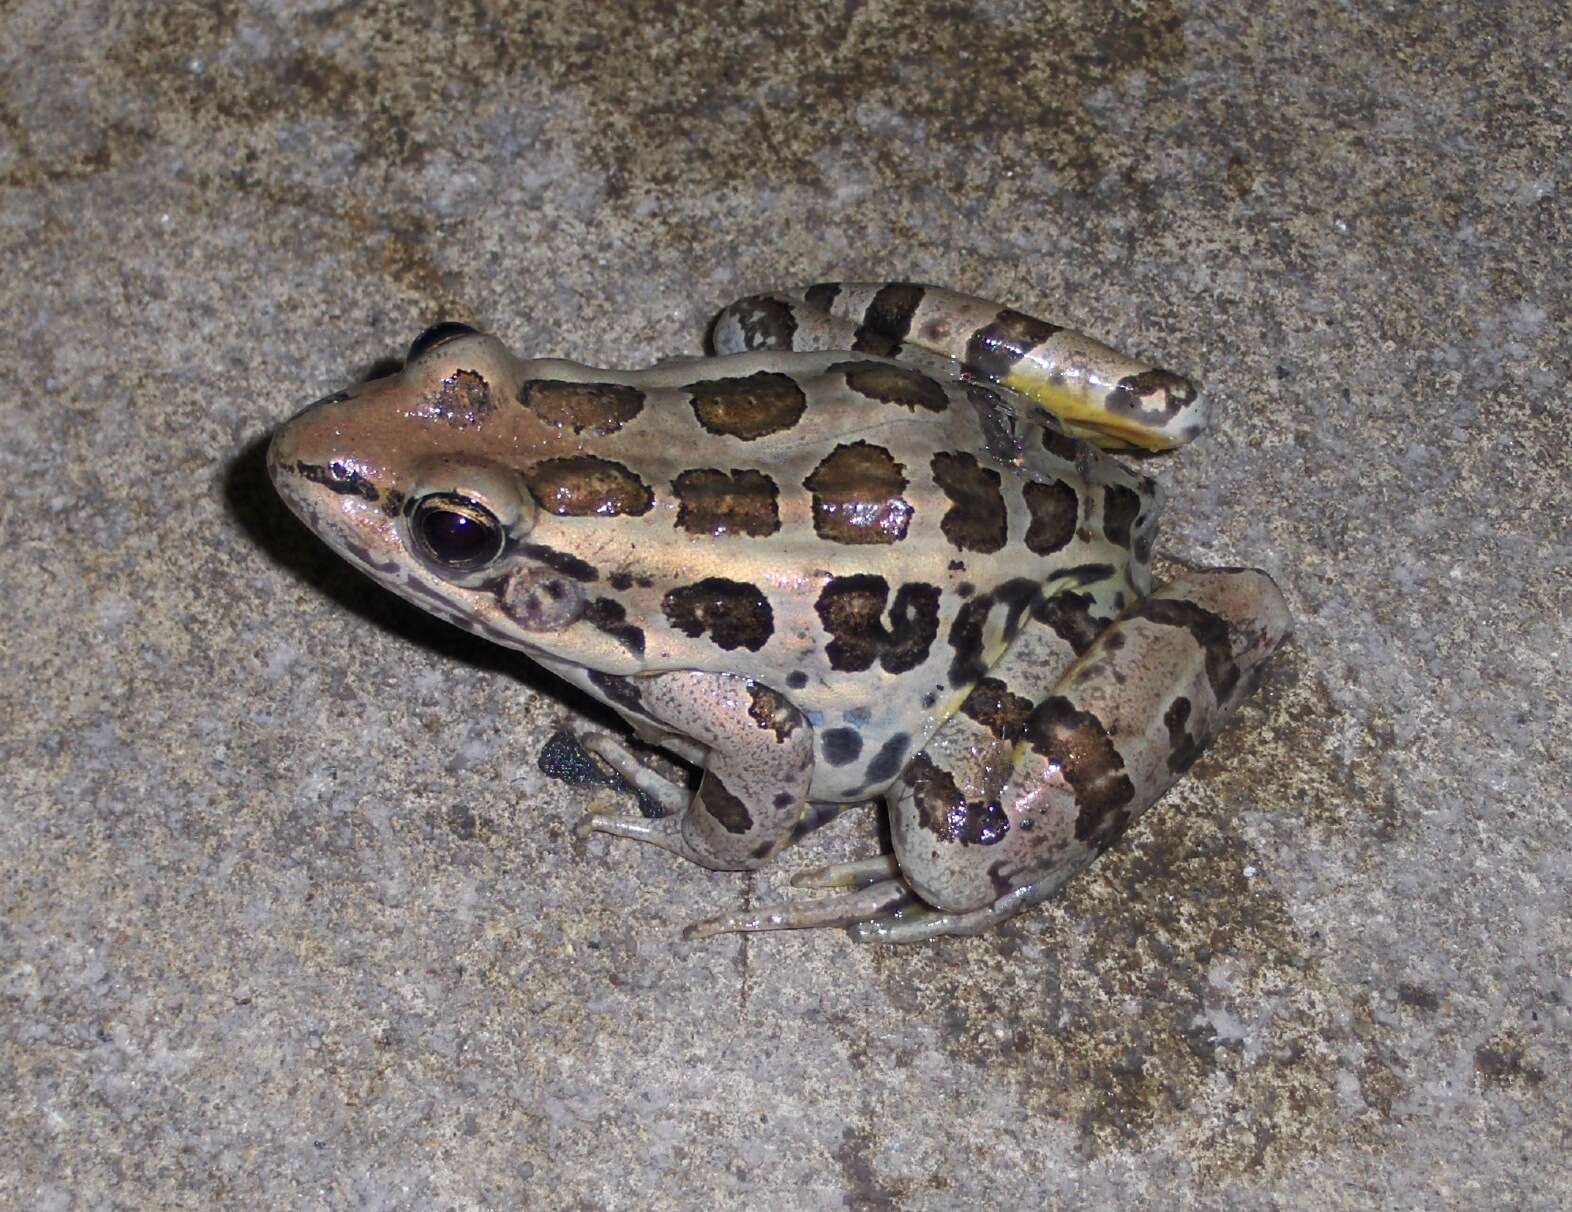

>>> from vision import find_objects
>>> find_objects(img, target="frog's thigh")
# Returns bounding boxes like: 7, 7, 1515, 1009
888, 569, 1291, 929
610, 671, 816, 871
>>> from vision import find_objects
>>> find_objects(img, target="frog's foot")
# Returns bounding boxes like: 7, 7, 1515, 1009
683, 875, 916, 941
573, 730, 720, 865
705, 866, 1060, 945
789, 854, 899, 889
688, 874, 1056, 943
576, 731, 688, 815
575, 804, 695, 857
848, 880, 1061, 944
685, 869, 1059, 944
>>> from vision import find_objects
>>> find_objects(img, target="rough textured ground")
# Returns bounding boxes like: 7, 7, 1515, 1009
2, 2, 1567, 1209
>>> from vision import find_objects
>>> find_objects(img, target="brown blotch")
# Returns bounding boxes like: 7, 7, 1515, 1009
804, 282, 841, 312
851, 329, 901, 357
686, 371, 808, 440
813, 575, 889, 673
861, 282, 927, 341
672, 468, 781, 537
821, 727, 863, 766
525, 456, 654, 517
965, 308, 1063, 381
904, 754, 1009, 846
1024, 478, 1079, 554
1103, 483, 1143, 547
1059, 562, 1117, 587
883, 584, 943, 674
1106, 368, 1197, 418
587, 670, 653, 719
293, 460, 378, 501
951, 798, 1010, 846
1023, 695, 1136, 853
662, 578, 774, 652
836, 361, 949, 413
906, 753, 967, 840
343, 538, 399, 576
1041, 423, 1081, 463
723, 294, 798, 350
428, 369, 494, 429
746, 683, 799, 742
931, 451, 1008, 553
700, 775, 754, 835
519, 543, 599, 583
1130, 596, 1240, 704
814, 576, 941, 674
581, 598, 646, 656
519, 379, 644, 435
1033, 590, 1104, 655
966, 383, 1023, 464
1163, 696, 1206, 774
960, 677, 1034, 740
803, 442, 913, 545
945, 578, 1039, 688
862, 732, 912, 786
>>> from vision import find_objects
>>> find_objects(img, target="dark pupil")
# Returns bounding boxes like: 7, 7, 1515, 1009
420, 509, 493, 562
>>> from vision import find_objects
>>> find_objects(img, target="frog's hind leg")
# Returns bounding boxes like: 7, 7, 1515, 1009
711, 282, 1204, 452
692, 569, 1289, 944
678, 579, 1120, 942
859, 567, 1292, 943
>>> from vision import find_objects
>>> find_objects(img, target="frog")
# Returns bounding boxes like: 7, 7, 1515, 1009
268, 282, 1290, 943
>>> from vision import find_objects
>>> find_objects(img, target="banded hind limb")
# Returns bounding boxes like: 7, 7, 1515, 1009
710, 281, 1206, 452
685, 568, 1291, 943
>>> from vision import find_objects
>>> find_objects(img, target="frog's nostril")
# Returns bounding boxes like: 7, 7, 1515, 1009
407, 321, 478, 363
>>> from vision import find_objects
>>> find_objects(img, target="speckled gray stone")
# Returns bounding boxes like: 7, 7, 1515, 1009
2, 3, 1567, 1209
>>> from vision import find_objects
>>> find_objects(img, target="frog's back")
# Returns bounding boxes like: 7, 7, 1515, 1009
514, 350, 1159, 798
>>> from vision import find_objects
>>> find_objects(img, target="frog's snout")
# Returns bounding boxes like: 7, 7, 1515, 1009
268, 387, 346, 483
266, 386, 389, 527
265, 411, 309, 504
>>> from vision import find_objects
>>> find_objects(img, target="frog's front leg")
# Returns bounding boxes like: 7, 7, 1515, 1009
575, 671, 815, 871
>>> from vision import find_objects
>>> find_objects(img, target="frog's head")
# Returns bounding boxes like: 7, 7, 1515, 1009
268, 323, 651, 665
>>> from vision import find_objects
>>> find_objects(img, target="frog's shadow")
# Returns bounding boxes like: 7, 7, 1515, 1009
223, 430, 619, 733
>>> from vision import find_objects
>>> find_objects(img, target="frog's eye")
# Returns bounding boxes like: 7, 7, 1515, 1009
411, 493, 505, 571
407, 321, 478, 363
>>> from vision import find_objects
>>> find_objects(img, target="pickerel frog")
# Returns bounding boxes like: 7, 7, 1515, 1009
270, 283, 1289, 943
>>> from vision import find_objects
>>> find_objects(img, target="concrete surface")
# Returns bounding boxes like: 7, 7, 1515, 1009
2, 2, 1567, 1208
